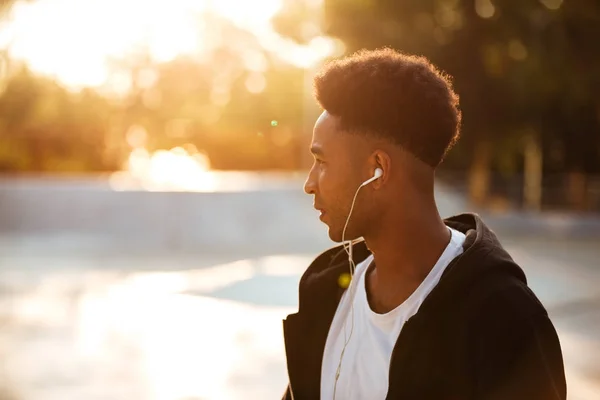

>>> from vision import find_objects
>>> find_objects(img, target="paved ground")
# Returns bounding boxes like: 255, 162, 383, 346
0, 233, 598, 400
0, 177, 598, 399
0, 251, 304, 400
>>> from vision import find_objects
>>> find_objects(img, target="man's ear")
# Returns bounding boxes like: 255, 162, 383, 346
371, 150, 391, 189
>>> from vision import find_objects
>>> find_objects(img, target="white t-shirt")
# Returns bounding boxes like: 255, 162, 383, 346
320, 227, 466, 400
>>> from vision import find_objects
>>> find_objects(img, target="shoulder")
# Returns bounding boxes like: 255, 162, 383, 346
464, 271, 552, 344
463, 273, 566, 399
471, 272, 547, 322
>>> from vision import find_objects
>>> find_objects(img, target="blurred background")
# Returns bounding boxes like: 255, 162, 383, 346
0, 0, 598, 399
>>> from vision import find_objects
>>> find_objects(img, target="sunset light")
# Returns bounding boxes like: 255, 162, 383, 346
0, 0, 344, 91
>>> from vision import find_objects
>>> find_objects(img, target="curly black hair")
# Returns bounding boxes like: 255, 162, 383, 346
314, 48, 461, 167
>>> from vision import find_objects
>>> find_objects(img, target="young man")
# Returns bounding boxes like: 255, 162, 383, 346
282, 49, 566, 400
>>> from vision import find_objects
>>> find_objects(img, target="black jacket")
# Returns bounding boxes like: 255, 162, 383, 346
282, 213, 566, 399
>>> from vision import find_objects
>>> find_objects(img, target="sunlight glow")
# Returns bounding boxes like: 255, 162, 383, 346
109, 125, 222, 192
110, 144, 217, 192
245, 72, 267, 93
539, 0, 563, 10
475, 0, 495, 19
0, 0, 343, 91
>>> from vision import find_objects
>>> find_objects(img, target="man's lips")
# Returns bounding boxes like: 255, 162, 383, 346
314, 206, 326, 220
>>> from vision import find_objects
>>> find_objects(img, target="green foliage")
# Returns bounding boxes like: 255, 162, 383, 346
322, 0, 600, 173
0, 49, 309, 172
0, 66, 117, 172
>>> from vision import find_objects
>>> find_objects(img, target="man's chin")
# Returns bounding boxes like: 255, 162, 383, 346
326, 225, 362, 243
321, 218, 349, 242
326, 227, 344, 243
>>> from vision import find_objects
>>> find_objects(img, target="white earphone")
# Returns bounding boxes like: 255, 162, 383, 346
333, 166, 383, 399
360, 167, 383, 187
342, 167, 383, 255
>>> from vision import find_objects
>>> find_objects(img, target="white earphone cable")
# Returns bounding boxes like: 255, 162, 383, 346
333, 181, 365, 399
289, 169, 380, 400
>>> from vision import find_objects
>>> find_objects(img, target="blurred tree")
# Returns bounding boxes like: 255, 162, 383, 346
0, 66, 117, 172
0, 0, 18, 13
109, 42, 307, 171
321, 0, 600, 209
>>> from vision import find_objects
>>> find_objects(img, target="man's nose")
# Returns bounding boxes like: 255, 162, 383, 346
304, 170, 316, 195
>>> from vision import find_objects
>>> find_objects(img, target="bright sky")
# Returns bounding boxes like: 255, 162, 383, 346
0, 0, 344, 91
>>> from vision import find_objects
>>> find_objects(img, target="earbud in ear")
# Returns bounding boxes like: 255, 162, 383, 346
360, 167, 383, 187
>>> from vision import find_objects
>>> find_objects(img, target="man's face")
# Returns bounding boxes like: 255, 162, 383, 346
304, 111, 370, 242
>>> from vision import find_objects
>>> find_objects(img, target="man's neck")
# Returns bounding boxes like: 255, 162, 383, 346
363, 201, 451, 314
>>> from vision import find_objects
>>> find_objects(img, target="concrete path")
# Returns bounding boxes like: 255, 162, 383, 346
0, 176, 598, 399
0, 234, 598, 400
